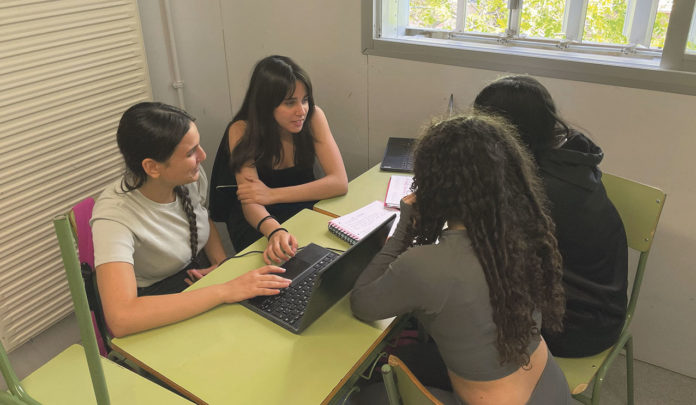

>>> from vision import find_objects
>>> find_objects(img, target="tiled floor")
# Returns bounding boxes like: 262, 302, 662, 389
576, 355, 696, 405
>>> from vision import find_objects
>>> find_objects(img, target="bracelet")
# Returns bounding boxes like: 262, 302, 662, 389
267, 227, 288, 240
256, 215, 276, 233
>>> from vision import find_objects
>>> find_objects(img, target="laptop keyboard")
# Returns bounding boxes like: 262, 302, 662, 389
401, 154, 414, 169
382, 138, 416, 172
250, 251, 339, 328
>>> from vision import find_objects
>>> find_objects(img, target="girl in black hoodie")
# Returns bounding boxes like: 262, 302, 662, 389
474, 75, 628, 357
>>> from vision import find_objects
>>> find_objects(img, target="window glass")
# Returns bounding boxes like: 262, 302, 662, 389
583, 0, 629, 45
650, 0, 672, 49
519, 0, 565, 40
687, 4, 696, 54
409, 0, 457, 30
464, 0, 508, 34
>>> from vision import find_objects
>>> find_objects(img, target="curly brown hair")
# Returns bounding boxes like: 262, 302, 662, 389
411, 113, 565, 368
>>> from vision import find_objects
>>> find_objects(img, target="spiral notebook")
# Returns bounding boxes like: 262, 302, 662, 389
328, 201, 399, 245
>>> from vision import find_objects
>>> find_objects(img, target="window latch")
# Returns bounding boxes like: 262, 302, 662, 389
557, 39, 571, 50
622, 43, 638, 55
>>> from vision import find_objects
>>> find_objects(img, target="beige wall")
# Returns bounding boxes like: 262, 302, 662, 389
218, 1, 370, 179
138, 0, 696, 377
137, 0, 233, 176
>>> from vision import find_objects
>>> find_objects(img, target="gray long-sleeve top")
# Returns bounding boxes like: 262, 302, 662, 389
350, 201, 540, 381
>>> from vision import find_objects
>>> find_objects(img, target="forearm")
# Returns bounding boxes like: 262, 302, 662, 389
350, 204, 416, 321
204, 218, 227, 265
107, 284, 225, 337
241, 203, 283, 238
269, 173, 347, 204
350, 251, 416, 321
353, 202, 413, 289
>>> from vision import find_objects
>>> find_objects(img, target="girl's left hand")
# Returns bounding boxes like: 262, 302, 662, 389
237, 177, 274, 205
264, 229, 298, 264
185, 264, 217, 285
402, 193, 416, 205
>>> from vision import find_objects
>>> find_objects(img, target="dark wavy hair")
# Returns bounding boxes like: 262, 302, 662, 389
473, 75, 571, 158
116, 102, 200, 265
229, 55, 316, 173
411, 114, 565, 367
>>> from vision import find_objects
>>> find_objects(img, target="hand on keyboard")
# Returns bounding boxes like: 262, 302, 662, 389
220, 265, 291, 303
264, 229, 298, 264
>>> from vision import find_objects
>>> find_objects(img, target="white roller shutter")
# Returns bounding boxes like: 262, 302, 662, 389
0, 0, 152, 351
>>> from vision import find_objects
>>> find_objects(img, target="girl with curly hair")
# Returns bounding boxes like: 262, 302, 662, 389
351, 114, 571, 404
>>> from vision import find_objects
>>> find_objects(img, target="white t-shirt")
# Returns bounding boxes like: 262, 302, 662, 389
91, 171, 210, 288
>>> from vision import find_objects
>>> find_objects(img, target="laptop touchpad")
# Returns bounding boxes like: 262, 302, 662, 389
281, 257, 313, 281
280, 244, 329, 281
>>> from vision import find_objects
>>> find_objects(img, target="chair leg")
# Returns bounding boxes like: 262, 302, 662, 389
625, 336, 634, 405
381, 364, 400, 405
590, 374, 605, 405
0, 391, 29, 405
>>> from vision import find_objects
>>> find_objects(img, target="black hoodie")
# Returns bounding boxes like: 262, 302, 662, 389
537, 131, 628, 358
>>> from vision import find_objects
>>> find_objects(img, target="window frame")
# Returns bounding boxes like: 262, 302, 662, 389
362, 0, 696, 96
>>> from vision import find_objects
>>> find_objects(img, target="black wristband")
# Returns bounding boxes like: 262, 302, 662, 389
256, 215, 276, 233
267, 227, 288, 240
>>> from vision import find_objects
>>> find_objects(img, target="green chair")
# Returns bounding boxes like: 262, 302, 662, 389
555, 173, 666, 405
68, 198, 112, 358
68, 199, 136, 369
381, 354, 443, 405
1, 340, 40, 405
0, 215, 191, 404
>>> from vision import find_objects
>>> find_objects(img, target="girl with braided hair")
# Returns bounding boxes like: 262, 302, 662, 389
351, 114, 571, 404
91, 102, 291, 337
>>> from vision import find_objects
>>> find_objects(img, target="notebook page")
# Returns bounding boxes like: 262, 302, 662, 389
385, 175, 414, 208
329, 201, 398, 240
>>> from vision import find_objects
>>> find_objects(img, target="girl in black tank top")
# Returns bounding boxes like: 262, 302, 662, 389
209, 55, 347, 259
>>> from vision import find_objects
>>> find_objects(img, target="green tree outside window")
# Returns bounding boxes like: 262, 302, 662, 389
408, 0, 687, 50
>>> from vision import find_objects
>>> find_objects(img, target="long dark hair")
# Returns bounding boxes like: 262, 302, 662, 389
473, 75, 571, 158
411, 114, 565, 367
116, 102, 200, 265
230, 55, 316, 173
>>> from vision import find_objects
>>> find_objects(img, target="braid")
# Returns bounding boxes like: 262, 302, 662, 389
174, 186, 199, 267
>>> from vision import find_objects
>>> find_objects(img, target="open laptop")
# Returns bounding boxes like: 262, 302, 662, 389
242, 214, 396, 334
380, 137, 417, 173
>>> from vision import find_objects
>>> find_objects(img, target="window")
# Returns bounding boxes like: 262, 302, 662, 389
688, 4, 696, 54
365, 0, 696, 95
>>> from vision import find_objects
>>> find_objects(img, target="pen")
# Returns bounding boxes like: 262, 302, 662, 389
448, 93, 454, 117
215, 184, 238, 190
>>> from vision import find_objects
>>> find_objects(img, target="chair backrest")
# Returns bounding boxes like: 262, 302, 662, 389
70, 198, 95, 269
602, 173, 666, 253
53, 214, 110, 404
381, 355, 443, 405
68, 198, 110, 356
601, 172, 666, 332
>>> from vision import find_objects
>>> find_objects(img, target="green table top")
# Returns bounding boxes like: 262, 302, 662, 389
313, 164, 396, 218
111, 209, 393, 405
21, 344, 191, 404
